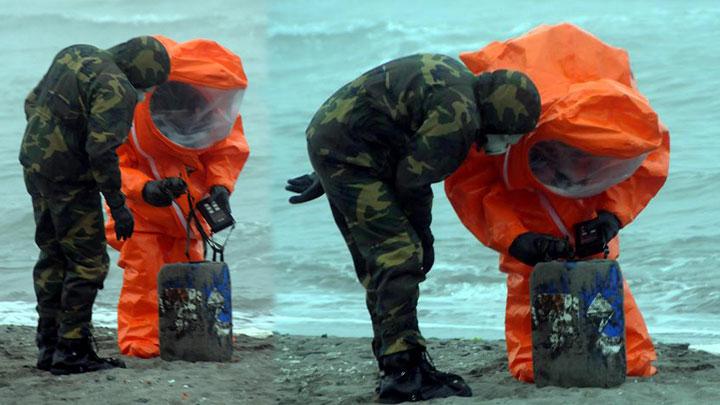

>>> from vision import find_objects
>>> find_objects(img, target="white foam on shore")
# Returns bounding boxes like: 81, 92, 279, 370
0, 300, 274, 339
690, 344, 720, 354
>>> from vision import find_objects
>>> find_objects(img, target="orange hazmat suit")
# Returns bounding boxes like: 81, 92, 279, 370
444, 23, 669, 382
105, 36, 250, 358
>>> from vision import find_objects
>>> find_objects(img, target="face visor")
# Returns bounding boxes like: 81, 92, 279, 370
149, 81, 244, 149
529, 140, 647, 198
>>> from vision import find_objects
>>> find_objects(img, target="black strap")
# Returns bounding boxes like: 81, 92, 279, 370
184, 192, 234, 262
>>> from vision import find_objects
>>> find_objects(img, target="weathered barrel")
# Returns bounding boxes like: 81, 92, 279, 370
158, 261, 233, 362
531, 259, 626, 387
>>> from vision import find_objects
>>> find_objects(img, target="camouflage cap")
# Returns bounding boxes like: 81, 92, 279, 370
475, 69, 541, 134
107, 36, 171, 89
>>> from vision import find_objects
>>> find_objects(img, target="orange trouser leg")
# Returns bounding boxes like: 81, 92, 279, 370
623, 278, 657, 376
505, 272, 535, 382
504, 272, 657, 382
117, 233, 203, 358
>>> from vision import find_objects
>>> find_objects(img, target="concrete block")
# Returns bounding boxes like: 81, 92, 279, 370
531, 259, 626, 387
158, 261, 233, 362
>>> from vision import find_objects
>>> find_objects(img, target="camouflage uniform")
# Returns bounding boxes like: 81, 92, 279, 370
306, 54, 540, 359
20, 37, 170, 345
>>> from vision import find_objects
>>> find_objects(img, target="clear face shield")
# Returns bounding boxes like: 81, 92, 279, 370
484, 133, 525, 155
149, 81, 244, 149
529, 140, 647, 198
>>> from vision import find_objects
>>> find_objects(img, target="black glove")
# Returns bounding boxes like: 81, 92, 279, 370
286, 172, 324, 204
210, 185, 231, 214
596, 211, 621, 243
142, 177, 187, 207
509, 232, 572, 266
415, 226, 435, 274
110, 204, 134, 241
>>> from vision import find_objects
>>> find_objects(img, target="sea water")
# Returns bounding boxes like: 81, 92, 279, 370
0, 0, 718, 349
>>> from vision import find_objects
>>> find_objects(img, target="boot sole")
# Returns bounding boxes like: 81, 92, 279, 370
50, 363, 118, 375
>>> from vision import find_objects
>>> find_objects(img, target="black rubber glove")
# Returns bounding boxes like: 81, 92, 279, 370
142, 177, 187, 207
110, 204, 134, 241
596, 211, 621, 243
509, 232, 572, 266
415, 227, 435, 274
286, 172, 324, 204
210, 185, 231, 214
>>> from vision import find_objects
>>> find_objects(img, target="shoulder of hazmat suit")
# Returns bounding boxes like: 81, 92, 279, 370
20, 36, 170, 205
444, 23, 669, 382
105, 37, 249, 358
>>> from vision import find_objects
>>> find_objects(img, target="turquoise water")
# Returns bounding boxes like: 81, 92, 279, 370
1, 1, 719, 346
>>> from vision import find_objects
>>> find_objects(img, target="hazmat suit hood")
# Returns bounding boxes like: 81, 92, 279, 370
460, 24, 665, 199
107, 36, 171, 90
134, 36, 247, 157
505, 79, 661, 198
131, 36, 248, 156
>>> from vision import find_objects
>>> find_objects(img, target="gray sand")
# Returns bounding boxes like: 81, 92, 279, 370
1, 325, 719, 404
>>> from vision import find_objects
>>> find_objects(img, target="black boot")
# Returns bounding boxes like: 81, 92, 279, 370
376, 349, 472, 403
36, 332, 57, 371
50, 336, 126, 375
36, 317, 58, 371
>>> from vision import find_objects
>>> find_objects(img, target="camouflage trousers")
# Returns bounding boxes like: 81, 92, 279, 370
307, 121, 428, 359
24, 170, 109, 341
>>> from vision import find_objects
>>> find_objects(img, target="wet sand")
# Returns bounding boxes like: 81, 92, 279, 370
1, 325, 719, 404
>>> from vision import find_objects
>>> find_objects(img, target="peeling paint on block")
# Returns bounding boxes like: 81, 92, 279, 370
158, 261, 233, 362
531, 259, 626, 388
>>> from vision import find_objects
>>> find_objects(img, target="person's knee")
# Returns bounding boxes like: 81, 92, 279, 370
370, 231, 422, 267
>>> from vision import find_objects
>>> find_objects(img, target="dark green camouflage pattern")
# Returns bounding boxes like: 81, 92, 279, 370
306, 54, 540, 358
25, 170, 109, 340
306, 54, 482, 357
476, 69, 541, 134
20, 36, 170, 205
106, 36, 170, 89
308, 54, 482, 195
323, 172, 427, 358
20, 37, 169, 343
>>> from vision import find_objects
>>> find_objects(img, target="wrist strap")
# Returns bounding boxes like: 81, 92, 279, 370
184, 192, 234, 262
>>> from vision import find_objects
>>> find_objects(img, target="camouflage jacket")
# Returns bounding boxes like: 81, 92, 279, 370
309, 54, 482, 228
20, 36, 169, 207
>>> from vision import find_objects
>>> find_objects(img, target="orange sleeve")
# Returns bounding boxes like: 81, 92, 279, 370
445, 150, 530, 255
200, 116, 250, 194
595, 124, 670, 227
117, 142, 153, 202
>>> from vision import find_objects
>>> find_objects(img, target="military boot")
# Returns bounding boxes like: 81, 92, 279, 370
50, 336, 126, 375
36, 331, 57, 371
376, 349, 472, 403
35, 317, 58, 371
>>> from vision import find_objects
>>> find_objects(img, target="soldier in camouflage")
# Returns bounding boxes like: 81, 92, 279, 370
20, 36, 171, 375
286, 54, 540, 402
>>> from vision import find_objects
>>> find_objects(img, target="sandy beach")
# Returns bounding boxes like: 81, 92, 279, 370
1, 325, 719, 404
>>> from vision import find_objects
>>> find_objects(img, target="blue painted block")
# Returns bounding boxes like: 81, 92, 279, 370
158, 261, 233, 362
531, 259, 626, 387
